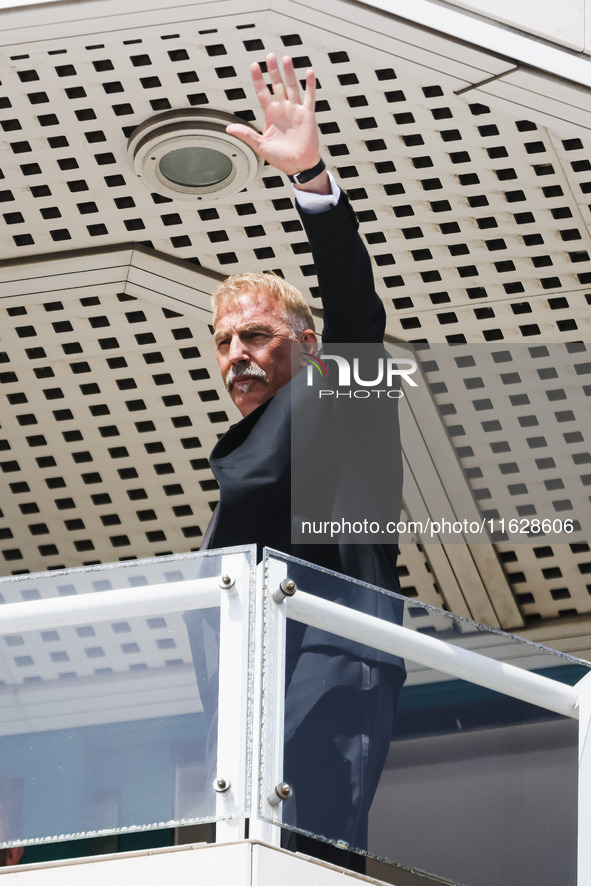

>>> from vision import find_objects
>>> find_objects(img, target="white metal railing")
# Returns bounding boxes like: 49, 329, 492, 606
0, 548, 253, 850
0, 546, 589, 884
0, 580, 222, 635
285, 590, 579, 718
255, 551, 591, 886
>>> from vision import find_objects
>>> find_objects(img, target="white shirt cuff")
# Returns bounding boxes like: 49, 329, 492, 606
293, 170, 341, 213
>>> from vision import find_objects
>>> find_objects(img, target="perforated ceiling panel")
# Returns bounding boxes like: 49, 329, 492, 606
416, 343, 591, 624
0, 252, 226, 572
1, 0, 591, 652
0, 609, 193, 687
1, 6, 590, 347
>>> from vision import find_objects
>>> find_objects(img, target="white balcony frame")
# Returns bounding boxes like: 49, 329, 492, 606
258, 550, 591, 886
0, 546, 589, 884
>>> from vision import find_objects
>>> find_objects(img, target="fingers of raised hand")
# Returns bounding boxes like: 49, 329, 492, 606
225, 123, 262, 153
266, 53, 288, 101
249, 53, 315, 123
250, 61, 272, 110
301, 67, 316, 111
281, 56, 302, 105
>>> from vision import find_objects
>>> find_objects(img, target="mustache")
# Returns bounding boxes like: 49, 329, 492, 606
225, 361, 269, 391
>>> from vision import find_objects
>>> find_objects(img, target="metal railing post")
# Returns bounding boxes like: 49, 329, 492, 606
577, 672, 591, 886
248, 555, 289, 846
214, 551, 252, 843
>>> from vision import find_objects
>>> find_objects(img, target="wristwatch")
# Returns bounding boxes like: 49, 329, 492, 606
288, 158, 326, 185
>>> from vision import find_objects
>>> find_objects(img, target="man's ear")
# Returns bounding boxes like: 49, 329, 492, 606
300, 330, 318, 356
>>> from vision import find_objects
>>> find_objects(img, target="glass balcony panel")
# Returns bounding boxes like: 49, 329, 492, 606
0, 547, 253, 849
261, 550, 588, 886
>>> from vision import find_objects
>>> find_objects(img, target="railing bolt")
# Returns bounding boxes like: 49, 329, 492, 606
219, 574, 235, 590
272, 578, 297, 603
267, 782, 292, 806
213, 776, 231, 793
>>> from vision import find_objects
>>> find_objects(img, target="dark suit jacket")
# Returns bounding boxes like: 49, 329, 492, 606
202, 191, 404, 666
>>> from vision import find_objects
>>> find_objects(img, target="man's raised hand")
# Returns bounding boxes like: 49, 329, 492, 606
226, 54, 322, 179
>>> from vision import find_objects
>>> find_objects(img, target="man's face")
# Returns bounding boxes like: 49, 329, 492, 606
214, 291, 316, 417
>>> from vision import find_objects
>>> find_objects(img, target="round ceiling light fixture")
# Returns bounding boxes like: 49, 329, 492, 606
127, 109, 262, 202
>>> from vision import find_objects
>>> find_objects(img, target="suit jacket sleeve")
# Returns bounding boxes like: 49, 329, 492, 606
296, 192, 386, 344
296, 189, 404, 613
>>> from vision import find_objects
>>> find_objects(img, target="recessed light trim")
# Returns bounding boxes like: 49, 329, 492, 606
127, 109, 262, 201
